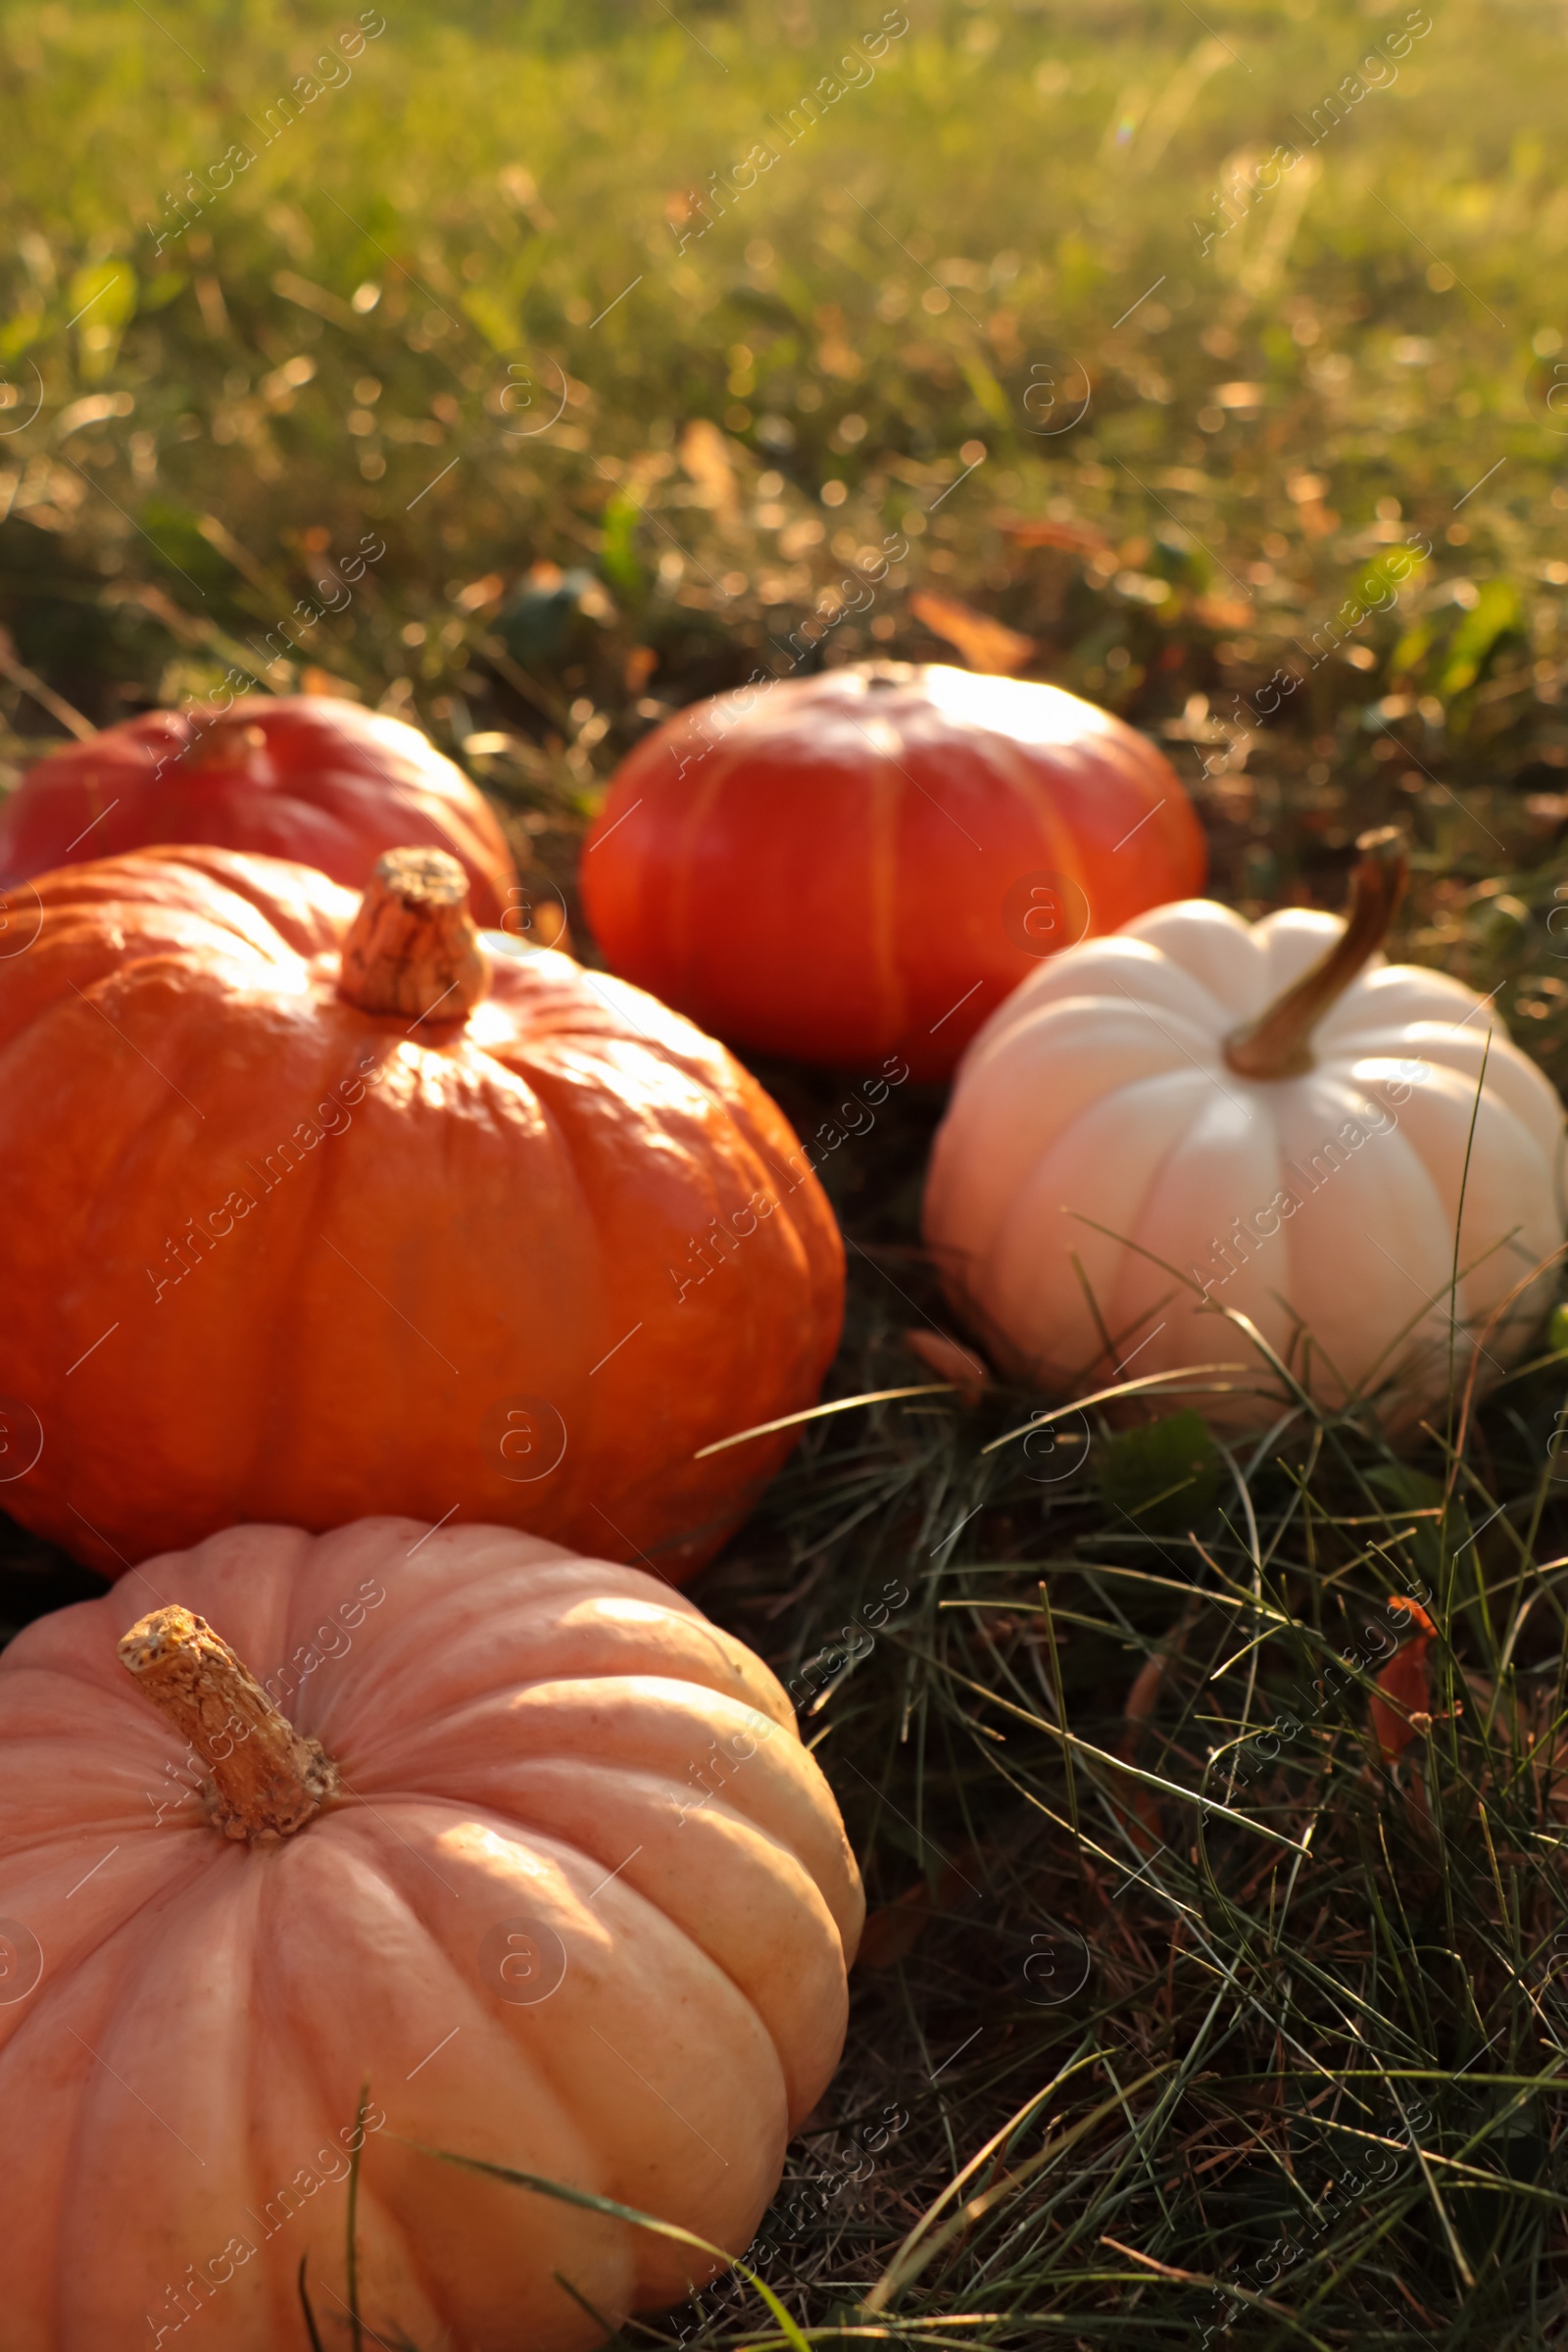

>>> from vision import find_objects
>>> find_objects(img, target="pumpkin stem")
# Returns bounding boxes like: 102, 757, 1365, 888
1223, 826, 1407, 1082
337, 846, 488, 1024
119, 1606, 338, 1844
177, 714, 270, 770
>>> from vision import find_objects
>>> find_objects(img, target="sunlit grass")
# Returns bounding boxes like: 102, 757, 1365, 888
3, 1, 1568, 1080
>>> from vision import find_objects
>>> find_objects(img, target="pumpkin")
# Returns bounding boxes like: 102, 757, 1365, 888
579, 661, 1205, 1080
0, 844, 843, 1577
0, 696, 519, 927
0, 1516, 863, 2351
924, 829, 1566, 1428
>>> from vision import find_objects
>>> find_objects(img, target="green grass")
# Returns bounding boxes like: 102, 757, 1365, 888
10, 0, 1568, 2342
7, 0, 1568, 1042
623, 1047, 1568, 2350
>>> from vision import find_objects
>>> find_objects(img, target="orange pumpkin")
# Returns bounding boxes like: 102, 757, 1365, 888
0, 696, 519, 926
0, 1517, 863, 2350
580, 662, 1205, 1079
0, 844, 843, 1578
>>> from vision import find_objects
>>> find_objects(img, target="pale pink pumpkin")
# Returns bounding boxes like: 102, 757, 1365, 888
0, 1518, 862, 2351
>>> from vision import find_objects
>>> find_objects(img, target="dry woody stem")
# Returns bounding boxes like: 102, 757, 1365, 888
1224, 824, 1407, 1081
119, 1605, 338, 1843
337, 845, 488, 1023
178, 715, 269, 769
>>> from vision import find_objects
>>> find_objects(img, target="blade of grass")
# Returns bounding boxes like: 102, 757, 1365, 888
403, 2145, 812, 2352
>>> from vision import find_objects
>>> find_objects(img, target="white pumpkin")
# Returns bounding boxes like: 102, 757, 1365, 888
924, 832, 1566, 1428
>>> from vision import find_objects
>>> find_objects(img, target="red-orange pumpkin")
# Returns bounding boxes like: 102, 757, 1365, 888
0, 696, 518, 925
0, 1517, 863, 2350
580, 662, 1206, 1079
0, 844, 843, 1578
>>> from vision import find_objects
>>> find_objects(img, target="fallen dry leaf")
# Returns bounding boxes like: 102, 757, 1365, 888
1192, 595, 1254, 632
1370, 1596, 1439, 1762
1113, 1602, 1200, 1856
856, 1848, 983, 1971
453, 572, 507, 613
991, 511, 1116, 563
679, 416, 739, 514
909, 590, 1035, 675
904, 1328, 991, 1404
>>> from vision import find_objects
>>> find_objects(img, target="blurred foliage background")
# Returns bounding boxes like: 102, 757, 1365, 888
5, 0, 1568, 1071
